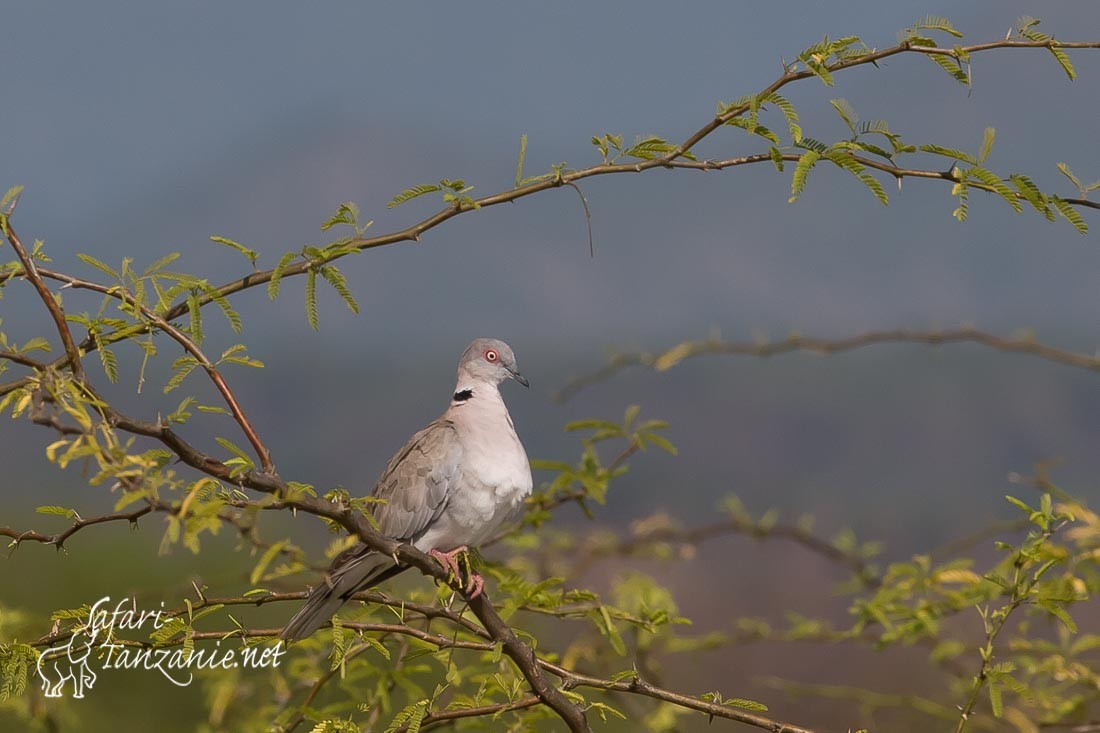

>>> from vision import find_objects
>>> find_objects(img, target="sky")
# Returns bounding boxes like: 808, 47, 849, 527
2, 1, 1100, 539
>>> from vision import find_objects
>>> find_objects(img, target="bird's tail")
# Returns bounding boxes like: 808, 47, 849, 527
281, 549, 404, 642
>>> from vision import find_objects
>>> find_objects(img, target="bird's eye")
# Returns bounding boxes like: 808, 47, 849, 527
485, 350, 498, 362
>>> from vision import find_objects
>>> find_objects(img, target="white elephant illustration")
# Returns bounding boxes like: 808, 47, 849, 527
37, 626, 98, 699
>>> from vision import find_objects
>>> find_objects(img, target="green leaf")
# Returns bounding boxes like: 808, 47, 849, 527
926, 52, 969, 84
387, 184, 442, 209
1057, 162, 1083, 191
515, 133, 528, 187
305, 268, 319, 330
825, 152, 888, 206
94, 335, 119, 384
769, 146, 785, 172
216, 436, 251, 463
269, 251, 297, 300
164, 356, 199, 393
724, 698, 769, 712
1049, 45, 1076, 80
76, 253, 119, 279
19, 337, 50, 353
766, 93, 801, 143
829, 98, 858, 134
199, 286, 241, 333
250, 541, 287, 585
210, 236, 258, 267
187, 291, 203, 345
799, 54, 834, 86
919, 144, 976, 165
1, 185, 24, 216
788, 150, 821, 203
142, 252, 181, 276
969, 167, 1022, 213
321, 201, 365, 233
1009, 174, 1053, 220
914, 15, 963, 38
624, 136, 693, 161
36, 505, 77, 519
1017, 18, 1076, 80
725, 118, 780, 145
598, 605, 627, 655
320, 265, 359, 314
640, 432, 677, 455
1041, 601, 1078, 633
951, 180, 970, 222
978, 127, 995, 163
385, 700, 428, 733
988, 679, 1003, 718
1051, 196, 1087, 234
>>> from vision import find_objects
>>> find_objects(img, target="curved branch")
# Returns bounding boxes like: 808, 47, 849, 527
0, 220, 85, 382
556, 328, 1100, 402
14, 391, 589, 733
569, 513, 880, 589
1, 506, 152, 549
1, 37, 1097, 405
157, 37, 1100, 314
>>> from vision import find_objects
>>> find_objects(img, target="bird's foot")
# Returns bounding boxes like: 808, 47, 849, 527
430, 546, 484, 598
464, 571, 484, 599
430, 546, 468, 579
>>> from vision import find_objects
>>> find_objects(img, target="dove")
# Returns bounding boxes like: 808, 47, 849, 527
281, 338, 532, 641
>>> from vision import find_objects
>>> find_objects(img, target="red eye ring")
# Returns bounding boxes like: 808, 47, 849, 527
484, 349, 498, 362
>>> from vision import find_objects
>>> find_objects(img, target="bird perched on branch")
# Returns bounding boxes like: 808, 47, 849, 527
281, 338, 532, 641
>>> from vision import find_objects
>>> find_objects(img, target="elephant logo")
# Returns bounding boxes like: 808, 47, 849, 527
37, 622, 99, 699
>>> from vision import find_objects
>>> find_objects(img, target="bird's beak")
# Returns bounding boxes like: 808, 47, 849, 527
508, 368, 530, 388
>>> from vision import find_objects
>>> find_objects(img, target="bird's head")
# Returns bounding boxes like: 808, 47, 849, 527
457, 338, 528, 388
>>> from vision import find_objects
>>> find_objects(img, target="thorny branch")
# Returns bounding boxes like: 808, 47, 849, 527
556, 328, 1100, 402
567, 513, 881, 588
1, 35, 1099, 407
0, 220, 85, 383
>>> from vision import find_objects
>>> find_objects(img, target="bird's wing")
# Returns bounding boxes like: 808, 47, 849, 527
369, 418, 463, 542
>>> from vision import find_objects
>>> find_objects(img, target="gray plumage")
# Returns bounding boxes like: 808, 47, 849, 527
281, 339, 532, 641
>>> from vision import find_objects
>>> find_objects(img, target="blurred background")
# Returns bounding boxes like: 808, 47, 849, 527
1, 2, 1098, 730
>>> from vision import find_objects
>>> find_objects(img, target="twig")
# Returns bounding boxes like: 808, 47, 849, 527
0, 220, 85, 382
2, 35, 1097, 406
556, 328, 1100, 402
564, 182, 594, 258
568, 514, 880, 588
0, 506, 152, 549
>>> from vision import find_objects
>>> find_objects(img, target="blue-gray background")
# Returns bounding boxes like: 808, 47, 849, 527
1, 2, 1098, 730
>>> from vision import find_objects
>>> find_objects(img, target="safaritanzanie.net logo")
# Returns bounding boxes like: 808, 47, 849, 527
37, 596, 285, 699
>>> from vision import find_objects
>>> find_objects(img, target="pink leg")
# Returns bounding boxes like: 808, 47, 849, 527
465, 572, 484, 599
429, 546, 484, 598
430, 546, 468, 580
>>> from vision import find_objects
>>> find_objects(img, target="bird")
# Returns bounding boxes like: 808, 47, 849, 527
280, 338, 532, 642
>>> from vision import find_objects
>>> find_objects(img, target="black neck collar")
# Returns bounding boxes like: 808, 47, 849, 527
452, 388, 473, 403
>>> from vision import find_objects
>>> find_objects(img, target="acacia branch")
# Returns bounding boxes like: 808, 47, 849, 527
569, 513, 880, 588
14, 393, 590, 733
556, 328, 1100, 401
0, 220, 85, 382
155, 38, 1100, 320
0, 32, 1093, 407
1, 506, 153, 549
0, 264, 275, 472
47, 615, 817, 733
